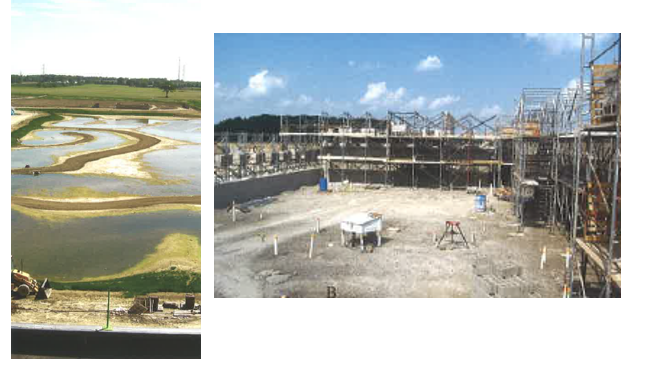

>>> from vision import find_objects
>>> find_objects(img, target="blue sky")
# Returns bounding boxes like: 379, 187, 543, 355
214, 33, 618, 123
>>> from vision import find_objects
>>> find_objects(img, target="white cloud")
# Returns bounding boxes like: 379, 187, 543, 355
478, 104, 503, 118
11, 9, 25, 16
297, 94, 313, 105
405, 96, 427, 110
429, 95, 460, 110
524, 33, 615, 54
359, 82, 406, 107
240, 70, 285, 98
214, 82, 239, 100
566, 78, 579, 90
562, 78, 584, 98
348, 60, 356, 67
416, 55, 443, 72
280, 94, 313, 107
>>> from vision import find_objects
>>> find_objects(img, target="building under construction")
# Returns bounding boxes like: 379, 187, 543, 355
215, 34, 620, 298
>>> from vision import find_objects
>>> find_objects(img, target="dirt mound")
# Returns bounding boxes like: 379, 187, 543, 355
12, 195, 200, 211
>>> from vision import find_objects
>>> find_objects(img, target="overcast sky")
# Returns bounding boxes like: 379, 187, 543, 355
11, 0, 203, 81
215, 33, 618, 123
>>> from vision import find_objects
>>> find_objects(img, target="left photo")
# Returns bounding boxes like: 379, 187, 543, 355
11, 1, 202, 358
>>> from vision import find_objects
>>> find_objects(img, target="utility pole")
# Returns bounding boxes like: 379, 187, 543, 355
178, 57, 181, 81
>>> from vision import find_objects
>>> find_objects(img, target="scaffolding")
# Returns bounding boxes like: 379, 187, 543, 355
277, 111, 513, 189
214, 129, 320, 184
512, 33, 621, 297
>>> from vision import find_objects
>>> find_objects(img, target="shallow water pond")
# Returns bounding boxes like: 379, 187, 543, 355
12, 173, 200, 197
55, 117, 150, 129
11, 209, 200, 281
21, 130, 79, 146
140, 119, 201, 143
11, 116, 202, 281
12, 130, 126, 169
143, 145, 201, 188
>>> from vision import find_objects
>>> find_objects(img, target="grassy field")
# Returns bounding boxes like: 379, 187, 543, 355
11, 113, 63, 147
32, 108, 183, 117
49, 270, 201, 297
12, 84, 201, 105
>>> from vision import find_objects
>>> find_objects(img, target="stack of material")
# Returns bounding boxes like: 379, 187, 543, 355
495, 187, 513, 201
591, 64, 621, 125
182, 294, 196, 310
128, 296, 161, 314
473, 258, 534, 298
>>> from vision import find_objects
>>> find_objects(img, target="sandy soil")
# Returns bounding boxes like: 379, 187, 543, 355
215, 186, 568, 298
10, 110, 42, 131
71, 132, 191, 180
11, 291, 201, 329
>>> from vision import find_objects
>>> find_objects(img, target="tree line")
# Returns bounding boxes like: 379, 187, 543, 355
214, 114, 387, 133
11, 74, 200, 89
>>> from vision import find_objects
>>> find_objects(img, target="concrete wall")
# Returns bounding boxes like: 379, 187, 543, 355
215, 169, 322, 209
12, 324, 200, 358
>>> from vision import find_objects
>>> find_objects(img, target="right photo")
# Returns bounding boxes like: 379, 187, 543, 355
214, 33, 621, 298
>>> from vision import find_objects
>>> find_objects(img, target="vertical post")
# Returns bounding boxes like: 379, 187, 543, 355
309, 234, 315, 259
232, 200, 236, 222
364, 135, 368, 184
315, 218, 320, 233
605, 112, 621, 297
102, 290, 112, 331
412, 136, 416, 189
273, 235, 279, 256
360, 233, 364, 252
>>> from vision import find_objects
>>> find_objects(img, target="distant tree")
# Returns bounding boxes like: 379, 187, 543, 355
159, 82, 177, 98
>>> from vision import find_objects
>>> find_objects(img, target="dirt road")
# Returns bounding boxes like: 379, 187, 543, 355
13, 195, 201, 211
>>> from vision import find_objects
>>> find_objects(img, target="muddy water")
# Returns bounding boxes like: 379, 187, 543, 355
12, 173, 200, 197
11, 117, 202, 281
11, 209, 200, 281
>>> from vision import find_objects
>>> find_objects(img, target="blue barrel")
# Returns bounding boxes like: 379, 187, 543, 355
319, 177, 328, 192
475, 195, 486, 212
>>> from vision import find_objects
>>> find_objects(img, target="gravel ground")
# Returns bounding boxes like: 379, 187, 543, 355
215, 186, 568, 298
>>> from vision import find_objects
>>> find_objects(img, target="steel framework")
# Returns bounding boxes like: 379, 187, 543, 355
277, 111, 512, 189
511, 33, 621, 297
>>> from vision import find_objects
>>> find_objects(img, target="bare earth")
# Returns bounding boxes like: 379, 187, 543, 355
11, 291, 201, 329
10, 110, 42, 131
215, 186, 568, 298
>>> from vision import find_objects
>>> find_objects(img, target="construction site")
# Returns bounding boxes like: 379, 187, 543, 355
214, 34, 620, 298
